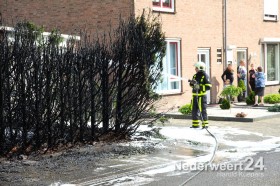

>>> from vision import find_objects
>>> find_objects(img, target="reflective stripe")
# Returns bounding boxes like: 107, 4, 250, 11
201, 76, 204, 83
192, 120, 200, 125
202, 85, 205, 92
192, 93, 207, 96
202, 120, 209, 127
198, 97, 202, 112
193, 75, 196, 81
205, 84, 212, 87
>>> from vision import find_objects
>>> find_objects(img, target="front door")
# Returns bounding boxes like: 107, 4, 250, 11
197, 49, 211, 104
237, 48, 248, 96
237, 49, 247, 67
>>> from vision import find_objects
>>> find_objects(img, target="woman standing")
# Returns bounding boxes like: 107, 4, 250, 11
249, 63, 256, 92
253, 66, 266, 107
221, 64, 234, 85
237, 60, 247, 83
237, 60, 247, 98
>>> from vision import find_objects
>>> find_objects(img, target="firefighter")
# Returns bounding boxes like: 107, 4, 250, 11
189, 62, 212, 129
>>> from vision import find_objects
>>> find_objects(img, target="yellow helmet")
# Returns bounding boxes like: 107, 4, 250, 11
194, 62, 206, 71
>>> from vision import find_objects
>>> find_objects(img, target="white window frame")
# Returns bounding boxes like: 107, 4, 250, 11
156, 38, 181, 95
42, 32, 80, 48
152, 0, 175, 13
261, 42, 280, 85
236, 48, 247, 66
197, 48, 211, 104
0, 26, 80, 47
0, 26, 15, 43
264, 0, 278, 21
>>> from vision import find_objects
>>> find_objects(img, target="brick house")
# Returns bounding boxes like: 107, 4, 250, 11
1, 0, 280, 109
136, 0, 280, 109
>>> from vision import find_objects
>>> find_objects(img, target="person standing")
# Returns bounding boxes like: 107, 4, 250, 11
253, 66, 266, 107
237, 60, 247, 83
189, 62, 212, 129
249, 63, 256, 92
221, 64, 234, 85
237, 60, 247, 97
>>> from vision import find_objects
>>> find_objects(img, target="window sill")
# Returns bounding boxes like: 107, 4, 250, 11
157, 91, 182, 96
265, 81, 280, 86
152, 7, 175, 14
263, 18, 278, 22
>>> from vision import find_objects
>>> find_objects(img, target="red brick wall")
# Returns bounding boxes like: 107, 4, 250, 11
135, 0, 223, 110
226, 0, 280, 99
135, 0, 280, 111
0, 0, 134, 35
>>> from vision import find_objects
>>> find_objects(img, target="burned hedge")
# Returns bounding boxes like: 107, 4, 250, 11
0, 12, 165, 155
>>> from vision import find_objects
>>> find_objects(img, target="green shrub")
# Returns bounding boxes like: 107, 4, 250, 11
158, 116, 169, 123
246, 91, 260, 105
268, 104, 280, 112
220, 99, 230, 109
246, 91, 255, 105
264, 94, 280, 104
220, 85, 243, 100
179, 103, 192, 115
238, 80, 246, 92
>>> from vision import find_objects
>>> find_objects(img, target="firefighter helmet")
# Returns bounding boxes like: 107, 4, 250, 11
194, 62, 206, 71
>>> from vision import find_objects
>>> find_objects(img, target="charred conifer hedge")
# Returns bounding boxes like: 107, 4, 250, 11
0, 12, 166, 156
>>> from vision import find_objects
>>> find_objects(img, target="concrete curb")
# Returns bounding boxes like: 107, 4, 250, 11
231, 105, 271, 109
163, 113, 280, 122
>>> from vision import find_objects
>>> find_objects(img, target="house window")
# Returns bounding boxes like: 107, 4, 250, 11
216, 48, 222, 63
236, 48, 247, 66
266, 44, 278, 81
262, 43, 280, 84
264, 0, 278, 21
152, 0, 175, 13
156, 39, 181, 94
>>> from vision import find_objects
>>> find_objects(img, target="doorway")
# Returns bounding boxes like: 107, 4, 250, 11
237, 48, 248, 96
197, 48, 211, 104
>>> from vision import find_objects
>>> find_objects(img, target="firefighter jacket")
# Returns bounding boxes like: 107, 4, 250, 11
190, 70, 212, 96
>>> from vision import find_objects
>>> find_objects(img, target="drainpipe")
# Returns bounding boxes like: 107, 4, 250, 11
224, 0, 227, 70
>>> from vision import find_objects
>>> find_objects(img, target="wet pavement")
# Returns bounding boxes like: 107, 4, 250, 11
66, 138, 212, 186
3, 107, 277, 186
63, 116, 280, 186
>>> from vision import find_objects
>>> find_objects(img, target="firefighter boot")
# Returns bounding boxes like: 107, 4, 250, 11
191, 120, 200, 128
202, 120, 209, 129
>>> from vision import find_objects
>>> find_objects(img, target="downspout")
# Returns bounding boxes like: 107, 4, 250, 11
224, 0, 227, 69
